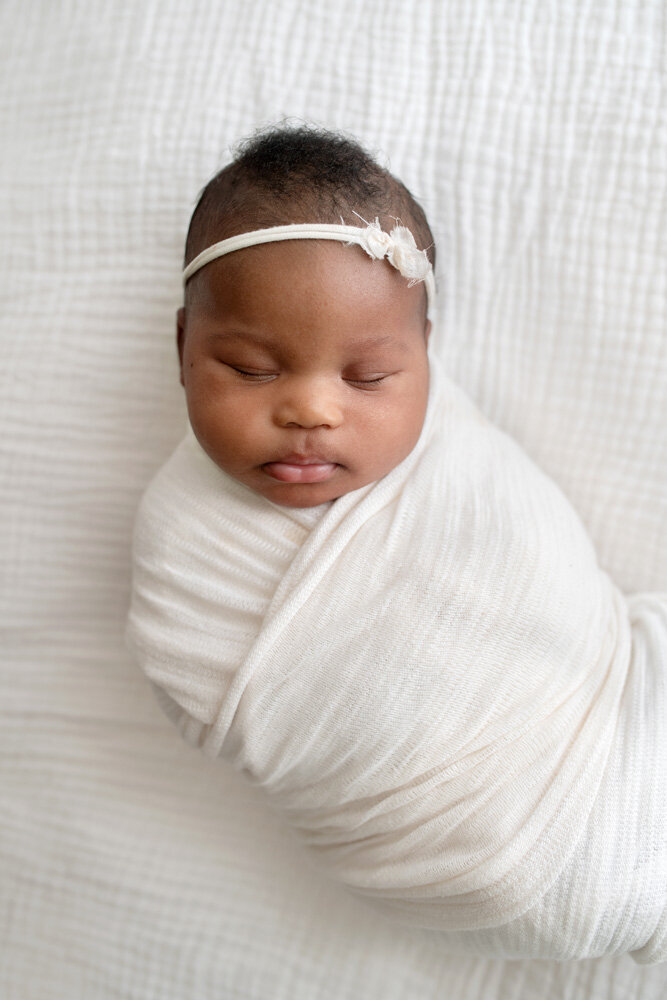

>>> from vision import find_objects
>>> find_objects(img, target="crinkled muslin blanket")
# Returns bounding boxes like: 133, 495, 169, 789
127, 355, 667, 963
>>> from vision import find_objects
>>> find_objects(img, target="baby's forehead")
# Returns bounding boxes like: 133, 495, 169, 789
198, 244, 425, 335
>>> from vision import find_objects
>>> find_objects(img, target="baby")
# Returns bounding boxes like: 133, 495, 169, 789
127, 124, 666, 964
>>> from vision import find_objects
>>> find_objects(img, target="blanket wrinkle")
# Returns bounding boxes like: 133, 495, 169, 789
127, 353, 666, 962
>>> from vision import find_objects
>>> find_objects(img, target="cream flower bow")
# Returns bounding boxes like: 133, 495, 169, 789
355, 218, 432, 286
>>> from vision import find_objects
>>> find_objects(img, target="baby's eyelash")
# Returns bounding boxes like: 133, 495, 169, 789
230, 366, 276, 380
346, 376, 388, 386
227, 365, 389, 387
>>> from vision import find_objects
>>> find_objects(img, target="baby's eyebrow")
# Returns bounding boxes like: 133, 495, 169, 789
208, 330, 268, 343
208, 331, 408, 351
356, 334, 407, 351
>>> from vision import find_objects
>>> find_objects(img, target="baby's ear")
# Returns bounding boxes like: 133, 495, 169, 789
176, 307, 186, 387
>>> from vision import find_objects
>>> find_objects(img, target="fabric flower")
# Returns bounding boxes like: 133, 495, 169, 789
387, 226, 431, 284
361, 221, 394, 260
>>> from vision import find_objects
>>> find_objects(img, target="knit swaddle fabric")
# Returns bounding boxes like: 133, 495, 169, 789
127, 355, 667, 962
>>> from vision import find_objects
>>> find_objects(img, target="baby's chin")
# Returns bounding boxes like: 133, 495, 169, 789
254, 480, 350, 508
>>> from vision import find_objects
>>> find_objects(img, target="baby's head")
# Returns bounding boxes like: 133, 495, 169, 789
178, 124, 436, 507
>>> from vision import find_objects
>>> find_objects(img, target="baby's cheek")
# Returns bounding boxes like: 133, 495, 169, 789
371, 391, 426, 456
186, 395, 232, 457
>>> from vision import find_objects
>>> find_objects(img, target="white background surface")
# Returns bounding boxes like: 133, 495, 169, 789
2, 2, 665, 996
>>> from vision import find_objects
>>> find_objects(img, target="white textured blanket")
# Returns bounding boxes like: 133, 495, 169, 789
127, 354, 667, 962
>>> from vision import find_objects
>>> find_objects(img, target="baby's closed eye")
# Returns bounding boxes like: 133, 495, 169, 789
228, 365, 278, 381
344, 373, 391, 388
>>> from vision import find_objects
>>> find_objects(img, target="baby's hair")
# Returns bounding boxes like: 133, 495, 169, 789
184, 123, 436, 277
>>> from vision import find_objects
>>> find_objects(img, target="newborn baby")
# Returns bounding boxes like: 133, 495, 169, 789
127, 124, 667, 963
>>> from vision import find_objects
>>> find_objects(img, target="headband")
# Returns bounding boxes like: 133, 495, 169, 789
182, 220, 436, 314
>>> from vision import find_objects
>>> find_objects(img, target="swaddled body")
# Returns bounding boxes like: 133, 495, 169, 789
127, 125, 667, 963
128, 353, 667, 963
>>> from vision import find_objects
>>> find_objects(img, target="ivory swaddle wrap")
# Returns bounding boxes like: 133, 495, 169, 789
127, 354, 667, 962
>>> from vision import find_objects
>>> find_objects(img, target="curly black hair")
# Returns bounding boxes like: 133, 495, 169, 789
184, 123, 436, 274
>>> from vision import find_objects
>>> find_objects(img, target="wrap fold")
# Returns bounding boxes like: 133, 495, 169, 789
127, 355, 667, 962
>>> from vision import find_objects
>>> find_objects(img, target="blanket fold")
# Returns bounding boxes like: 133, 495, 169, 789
127, 354, 666, 962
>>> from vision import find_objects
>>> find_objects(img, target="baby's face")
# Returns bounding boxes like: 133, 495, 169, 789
178, 240, 431, 507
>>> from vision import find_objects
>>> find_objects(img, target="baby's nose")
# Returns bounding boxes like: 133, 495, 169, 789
274, 378, 343, 430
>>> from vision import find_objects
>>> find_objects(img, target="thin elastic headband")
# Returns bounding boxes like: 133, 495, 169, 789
182, 221, 436, 314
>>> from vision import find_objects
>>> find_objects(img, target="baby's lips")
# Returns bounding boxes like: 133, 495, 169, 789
262, 460, 339, 484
